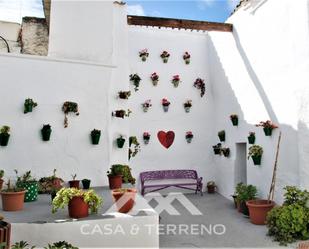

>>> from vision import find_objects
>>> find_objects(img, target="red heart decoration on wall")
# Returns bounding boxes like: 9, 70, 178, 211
157, 131, 175, 149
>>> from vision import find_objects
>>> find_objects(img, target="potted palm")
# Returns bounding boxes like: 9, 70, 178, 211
0, 180, 26, 211
248, 145, 263, 165
41, 124, 52, 141
116, 135, 125, 148
69, 174, 80, 189
230, 114, 238, 126
82, 179, 91, 189
112, 188, 137, 213
235, 183, 257, 216
248, 132, 256, 144
256, 120, 278, 136
91, 129, 101, 145
107, 165, 123, 189
24, 98, 38, 114
0, 170, 4, 190
0, 126, 10, 146
15, 170, 38, 202
52, 187, 102, 218
207, 181, 216, 193
218, 130, 225, 142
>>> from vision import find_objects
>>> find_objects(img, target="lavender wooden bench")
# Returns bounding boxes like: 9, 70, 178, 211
140, 170, 203, 196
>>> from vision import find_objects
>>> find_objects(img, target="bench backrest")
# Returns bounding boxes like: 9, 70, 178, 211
140, 170, 198, 182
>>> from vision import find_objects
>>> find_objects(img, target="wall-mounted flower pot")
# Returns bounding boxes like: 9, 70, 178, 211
41, 128, 52, 141
0, 190, 26, 211
248, 136, 255, 144
163, 105, 169, 112
82, 179, 91, 190
16, 181, 38, 202
108, 175, 122, 189
0, 134, 10, 146
184, 107, 191, 113
213, 148, 221, 155
69, 180, 80, 189
152, 80, 158, 86
112, 188, 137, 213
186, 137, 193, 144
144, 139, 150, 145
251, 155, 262, 165
117, 137, 125, 148
163, 58, 168, 63
222, 149, 230, 157
218, 134, 225, 142
24, 105, 33, 113
263, 127, 272, 136
231, 118, 238, 126
68, 196, 89, 218
246, 199, 275, 225
91, 133, 101, 145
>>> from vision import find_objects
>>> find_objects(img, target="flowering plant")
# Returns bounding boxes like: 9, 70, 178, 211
162, 98, 171, 106
150, 72, 159, 86
183, 52, 191, 64
139, 49, 149, 61
129, 74, 141, 91
141, 99, 152, 112
185, 131, 194, 139
193, 78, 206, 97
160, 51, 170, 63
256, 120, 278, 129
171, 75, 181, 87
143, 132, 150, 140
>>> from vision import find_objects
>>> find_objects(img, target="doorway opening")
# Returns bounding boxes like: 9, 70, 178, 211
234, 143, 247, 186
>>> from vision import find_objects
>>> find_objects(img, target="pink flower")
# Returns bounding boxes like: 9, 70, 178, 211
183, 52, 191, 59
151, 72, 159, 81
143, 132, 150, 138
162, 98, 170, 106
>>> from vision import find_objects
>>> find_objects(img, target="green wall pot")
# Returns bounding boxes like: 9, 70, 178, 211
117, 138, 125, 148
218, 134, 225, 142
0, 134, 10, 146
16, 181, 38, 202
231, 118, 238, 126
41, 129, 52, 141
91, 134, 101, 145
263, 127, 272, 136
252, 155, 262, 165
213, 148, 221, 155
248, 136, 255, 144
82, 179, 91, 189
24, 104, 33, 113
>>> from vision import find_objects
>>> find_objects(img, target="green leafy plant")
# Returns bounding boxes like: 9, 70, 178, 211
129, 136, 140, 160
52, 187, 102, 214
107, 165, 123, 177
62, 101, 79, 128
24, 98, 38, 114
129, 74, 141, 91
248, 145, 263, 158
45, 241, 78, 249
283, 186, 309, 206
0, 126, 10, 134
11, 241, 35, 249
15, 170, 37, 184
1, 179, 24, 193
235, 183, 257, 202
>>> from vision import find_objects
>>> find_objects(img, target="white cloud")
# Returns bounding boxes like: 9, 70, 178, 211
127, 4, 145, 16
227, 0, 240, 11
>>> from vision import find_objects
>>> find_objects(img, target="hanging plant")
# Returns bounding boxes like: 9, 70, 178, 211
0, 126, 10, 146
116, 135, 126, 148
24, 98, 38, 114
141, 99, 152, 112
129, 136, 140, 160
118, 91, 131, 100
248, 145, 263, 165
150, 72, 159, 86
194, 78, 206, 97
129, 74, 141, 91
183, 52, 191, 64
62, 101, 79, 128
230, 114, 239, 126
143, 132, 150, 145
221, 147, 230, 157
248, 132, 256, 144
41, 124, 52, 141
91, 129, 101, 145
183, 100, 192, 113
213, 143, 222, 155
162, 98, 171, 112
139, 49, 149, 62
171, 75, 181, 88
218, 130, 225, 142
112, 109, 132, 118
185, 131, 194, 143
160, 50, 170, 63
256, 120, 278, 136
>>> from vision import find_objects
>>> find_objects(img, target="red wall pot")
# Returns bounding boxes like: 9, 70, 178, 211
112, 188, 137, 213
108, 175, 122, 189
69, 180, 80, 189
68, 196, 89, 218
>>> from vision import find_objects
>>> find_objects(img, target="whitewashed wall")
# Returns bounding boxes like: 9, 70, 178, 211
128, 27, 216, 188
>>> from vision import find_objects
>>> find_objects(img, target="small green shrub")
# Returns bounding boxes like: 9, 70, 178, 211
235, 182, 257, 202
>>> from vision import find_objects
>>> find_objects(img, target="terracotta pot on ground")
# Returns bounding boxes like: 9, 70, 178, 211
68, 196, 89, 218
108, 175, 122, 189
112, 188, 137, 213
69, 180, 80, 189
207, 186, 216, 193
1, 191, 26, 211
246, 199, 275, 225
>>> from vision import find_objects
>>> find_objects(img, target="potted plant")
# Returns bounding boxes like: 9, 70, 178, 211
91, 129, 101, 145
212, 143, 222, 155
143, 132, 150, 145
248, 145, 263, 165
129, 74, 141, 91
121, 165, 136, 185
207, 181, 216, 193
183, 100, 192, 113
46, 241, 78, 249
116, 135, 126, 148
52, 187, 102, 218
24, 98, 38, 114
221, 147, 230, 157
235, 183, 257, 216
256, 120, 278, 136
141, 99, 152, 112
118, 91, 131, 99
230, 114, 238, 126
41, 124, 52, 141
129, 136, 140, 160
0, 126, 10, 146
112, 109, 132, 118
194, 78, 206, 97
0, 170, 4, 190
62, 101, 79, 128
139, 48, 149, 62
150, 72, 159, 86
107, 165, 123, 189
0, 180, 26, 211
160, 50, 170, 63
183, 51, 191, 64
218, 130, 225, 142
162, 98, 171, 112
185, 131, 194, 143
69, 174, 80, 189
38, 169, 64, 194
112, 188, 137, 213
171, 75, 181, 88
82, 179, 91, 189
248, 132, 256, 144
15, 170, 38, 202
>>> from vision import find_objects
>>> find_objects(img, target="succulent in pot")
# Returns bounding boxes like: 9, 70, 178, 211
256, 120, 278, 136
69, 174, 80, 189
91, 129, 101, 145
183, 51, 191, 64
129, 74, 141, 91
107, 165, 123, 189
185, 131, 194, 143
0, 180, 26, 211
118, 91, 131, 99
248, 145, 263, 165
141, 99, 152, 112
218, 130, 225, 142
207, 181, 216, 193
183, 100, 192, 113
139, 48, 149, 62
112, 188, 137, 213
160, 50, 170, 63
15, 170, 38, 202
162, 98, 171, 112
82, 179, 91, 190
116, 135, 126, 148
41, 124, 52, 141
24, 98, 38, 114
0, 170, 4, 190
143, 132, 150, 145
230, 114, 238, 126
0, 126, 10, 146
150, 72, 159, 86
248, 132, 256, 144
212, 143, 222, 155
52, 187, 102, 218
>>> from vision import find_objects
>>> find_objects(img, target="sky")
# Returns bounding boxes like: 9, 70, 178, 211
0, 0, 240, 24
